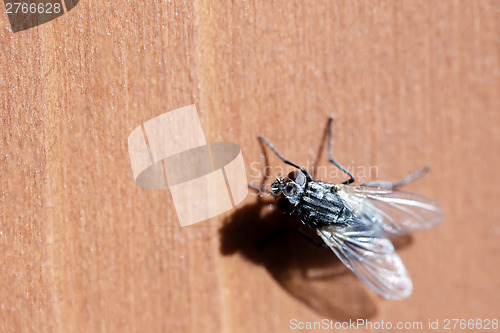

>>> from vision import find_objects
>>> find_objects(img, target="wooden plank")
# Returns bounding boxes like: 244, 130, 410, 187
1, 1, 499, 332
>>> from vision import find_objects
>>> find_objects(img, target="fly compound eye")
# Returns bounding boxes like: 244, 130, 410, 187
287, 170, 306, 186
277, 196, 295, 213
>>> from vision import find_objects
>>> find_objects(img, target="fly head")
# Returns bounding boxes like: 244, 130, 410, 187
271, 170, 307, 214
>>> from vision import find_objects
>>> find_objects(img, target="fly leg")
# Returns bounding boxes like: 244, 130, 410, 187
258, 135, 313, 181
248, 182, 274, 195
363, 166, 430, 189
327, 116, 356, 185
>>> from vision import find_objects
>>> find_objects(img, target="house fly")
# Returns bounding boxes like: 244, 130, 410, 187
253, 117, 443, 300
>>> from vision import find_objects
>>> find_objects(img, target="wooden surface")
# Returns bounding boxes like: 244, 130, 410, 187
1, 1, 499, 332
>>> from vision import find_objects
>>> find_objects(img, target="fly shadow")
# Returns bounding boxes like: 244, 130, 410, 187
219, 119, 413, 321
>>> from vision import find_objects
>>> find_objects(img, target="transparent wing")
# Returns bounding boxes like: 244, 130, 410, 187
316, 221, 413, 299
336, 185, 444, 236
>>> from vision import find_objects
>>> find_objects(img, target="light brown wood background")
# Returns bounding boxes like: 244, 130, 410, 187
1, 1, 499, 332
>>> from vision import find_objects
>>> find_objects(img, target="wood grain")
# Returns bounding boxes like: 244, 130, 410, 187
1, 1, 499, 332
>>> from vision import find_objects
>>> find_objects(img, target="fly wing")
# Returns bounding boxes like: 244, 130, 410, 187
316, 221, 413, 299
335, 185, 444, 236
